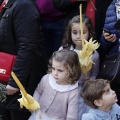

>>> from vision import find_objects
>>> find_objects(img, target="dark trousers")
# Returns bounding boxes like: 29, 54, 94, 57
42, 18, 66, 59
10, 110, 31, 120
0, 104, 31, 120
0, 103, 8, 120
0, 96, 31, 120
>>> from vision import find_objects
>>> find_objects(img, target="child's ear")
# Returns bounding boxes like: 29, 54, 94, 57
94, 100, 103, 107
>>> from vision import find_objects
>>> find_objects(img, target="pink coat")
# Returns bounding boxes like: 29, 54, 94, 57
33, 74, 79, 120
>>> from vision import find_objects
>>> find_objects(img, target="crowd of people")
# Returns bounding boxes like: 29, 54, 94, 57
0, 0, 120, 120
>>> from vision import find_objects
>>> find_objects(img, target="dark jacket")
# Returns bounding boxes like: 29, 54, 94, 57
52, 0, 87, 21
100, 0, 120, 56
95, 0, 113, 41
52, 0, 112, 41
0, 0, 3, 5
0, 0, 47, 110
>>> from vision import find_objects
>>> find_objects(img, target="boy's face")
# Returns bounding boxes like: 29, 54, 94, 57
101, 84, 118, 107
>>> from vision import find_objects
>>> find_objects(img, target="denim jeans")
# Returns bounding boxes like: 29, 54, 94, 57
41, 18, 66, 59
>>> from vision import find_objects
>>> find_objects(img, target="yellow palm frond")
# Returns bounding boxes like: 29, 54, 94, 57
78, 38, 99, 74
11, 72, 40, 111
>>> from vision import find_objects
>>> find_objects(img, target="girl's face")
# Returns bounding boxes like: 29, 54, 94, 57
51, 59, 69, 85
100, 84, 118, 110
71, 23, 89, 50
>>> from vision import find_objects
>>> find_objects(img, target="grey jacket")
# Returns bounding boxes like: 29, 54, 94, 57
82, 103, 120, 120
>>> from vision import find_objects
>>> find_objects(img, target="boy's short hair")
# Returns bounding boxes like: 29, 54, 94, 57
80, 79, 110, 108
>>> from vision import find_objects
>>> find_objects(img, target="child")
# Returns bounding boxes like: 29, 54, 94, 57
28, 49, 81, 120
81, 79, 119, 120
59, 14, 99, 119
59, 14, 99, 82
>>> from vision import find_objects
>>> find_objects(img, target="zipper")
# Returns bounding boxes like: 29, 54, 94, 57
90, 0, 97, 11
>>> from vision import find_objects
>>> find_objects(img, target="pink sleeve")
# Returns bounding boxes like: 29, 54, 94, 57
33, 74, 47, 102
89, 51, 100, 80
67, 88, 79, 119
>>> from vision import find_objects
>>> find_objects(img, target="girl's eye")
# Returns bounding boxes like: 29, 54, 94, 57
58, 69, 63, 72
52, 67, 55, 70
83, 31, 86, 34
72, 31, 77, 34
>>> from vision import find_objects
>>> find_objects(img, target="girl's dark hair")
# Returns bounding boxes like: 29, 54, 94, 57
62, 14, 96, 49
48, 49, 81, 85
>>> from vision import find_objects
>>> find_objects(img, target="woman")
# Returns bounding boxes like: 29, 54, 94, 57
0, 0, 47, 120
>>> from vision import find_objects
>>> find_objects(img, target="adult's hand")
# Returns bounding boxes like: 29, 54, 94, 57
103, 31, 116, 42
6, 85, 19, 95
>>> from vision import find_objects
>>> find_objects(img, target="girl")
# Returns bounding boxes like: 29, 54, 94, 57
59, 14, 99, 84
28, 49, 81, 120
59, 14, 99, 120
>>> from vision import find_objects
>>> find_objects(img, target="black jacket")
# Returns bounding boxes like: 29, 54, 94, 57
0, 0, 47, 110
53, 0, 112, 41
53, 0, 87, 21
95, 0, 113, 41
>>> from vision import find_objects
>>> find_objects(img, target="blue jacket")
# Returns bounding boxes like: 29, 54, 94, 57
100, 0, 120, 55
82, 103, 120, 120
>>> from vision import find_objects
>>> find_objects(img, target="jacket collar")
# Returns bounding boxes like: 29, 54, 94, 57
49, 74, 78, 92
89, 103, 117, 118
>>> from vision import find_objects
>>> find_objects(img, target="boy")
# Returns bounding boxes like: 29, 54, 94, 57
81, 79, 120, 120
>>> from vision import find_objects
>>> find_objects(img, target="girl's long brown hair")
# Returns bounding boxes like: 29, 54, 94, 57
62, 14, 96, 49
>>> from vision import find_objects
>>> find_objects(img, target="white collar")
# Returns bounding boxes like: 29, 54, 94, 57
70, 46, 81, 53
49, 74, 78, 92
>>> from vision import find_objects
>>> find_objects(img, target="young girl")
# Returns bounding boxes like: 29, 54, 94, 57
28, 49, 81, 120
59, 14, 99, 120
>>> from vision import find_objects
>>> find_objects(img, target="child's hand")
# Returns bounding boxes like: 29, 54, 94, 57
29, 109, 34, 113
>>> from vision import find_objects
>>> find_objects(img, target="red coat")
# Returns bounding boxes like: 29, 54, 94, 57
0, 1, 4, 11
